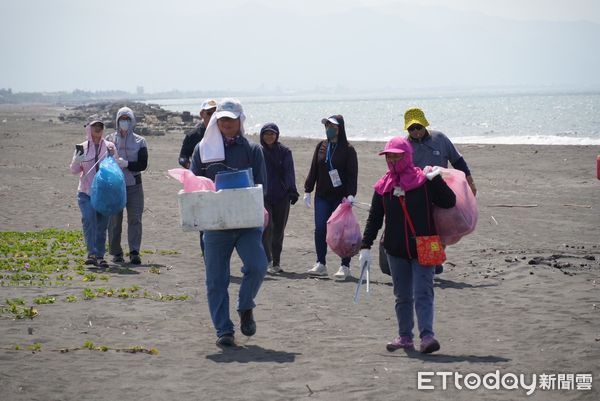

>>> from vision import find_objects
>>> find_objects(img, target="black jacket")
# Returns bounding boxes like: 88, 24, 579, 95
304, 115, 358, 203
179, 122, 206, 167
361, 176, 456, 259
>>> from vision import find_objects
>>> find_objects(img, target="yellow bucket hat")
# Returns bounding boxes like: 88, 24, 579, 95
404, 107, 429, 130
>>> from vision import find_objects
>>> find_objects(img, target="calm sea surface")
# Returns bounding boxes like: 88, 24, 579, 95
149, 91, 600, 145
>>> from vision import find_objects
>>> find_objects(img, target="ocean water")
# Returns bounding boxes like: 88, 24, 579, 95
150, 91, 600, 145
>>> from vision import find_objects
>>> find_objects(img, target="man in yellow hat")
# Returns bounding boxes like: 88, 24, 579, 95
404, 107, 476, 274
404, 107, 476, 196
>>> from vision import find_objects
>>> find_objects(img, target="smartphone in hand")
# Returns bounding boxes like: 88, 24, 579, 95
75, 144, 84, 155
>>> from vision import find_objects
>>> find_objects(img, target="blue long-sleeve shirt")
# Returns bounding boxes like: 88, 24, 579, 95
190, 135, 267, 195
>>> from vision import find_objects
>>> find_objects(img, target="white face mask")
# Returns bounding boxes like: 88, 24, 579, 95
118, 120, 130, 131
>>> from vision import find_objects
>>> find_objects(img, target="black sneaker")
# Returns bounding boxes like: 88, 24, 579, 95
129, 251, 141, 265
239, 309, 256, 337
434, 265, 444, 274
216, 334, 235, 348
112, 254, 125, 263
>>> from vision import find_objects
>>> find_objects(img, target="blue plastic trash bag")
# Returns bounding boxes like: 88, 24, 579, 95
91, 156, 126, 216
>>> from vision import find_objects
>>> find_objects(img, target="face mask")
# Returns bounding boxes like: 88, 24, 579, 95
326, 126, 337, 140
388, 158, 408, 175
118, 120, 130, 131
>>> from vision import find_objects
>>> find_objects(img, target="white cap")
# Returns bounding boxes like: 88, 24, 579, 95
215, 98, 243, 119
200, 99, 217, 111
321, 117, 339, 125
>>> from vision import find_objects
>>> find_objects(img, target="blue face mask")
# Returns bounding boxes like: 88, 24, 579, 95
326, 126, 337, 141
118, 120, 130, 131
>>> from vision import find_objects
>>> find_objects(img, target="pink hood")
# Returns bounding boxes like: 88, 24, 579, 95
69, 124, 113, 195
373, 137, 426, 195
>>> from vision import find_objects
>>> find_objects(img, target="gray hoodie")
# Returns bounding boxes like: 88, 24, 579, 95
106, 107, 148, 186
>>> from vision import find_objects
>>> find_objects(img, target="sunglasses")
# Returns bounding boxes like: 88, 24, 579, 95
408, 124, 423, 132
205, 109, 215, 116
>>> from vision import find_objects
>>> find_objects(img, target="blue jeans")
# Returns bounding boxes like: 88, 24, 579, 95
203, 227, 268, 338
314, 195, 351, 267
387, 253, 435, 339
77, 192, 109, 258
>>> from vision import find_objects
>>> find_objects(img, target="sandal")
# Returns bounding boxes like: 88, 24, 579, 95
84, 255, 97, 266
97, 258, 109, 268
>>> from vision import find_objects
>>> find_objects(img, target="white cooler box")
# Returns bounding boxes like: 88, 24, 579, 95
178, 185, 264, 231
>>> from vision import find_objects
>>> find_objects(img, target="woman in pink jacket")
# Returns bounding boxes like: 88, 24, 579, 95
70, 117, 117, 267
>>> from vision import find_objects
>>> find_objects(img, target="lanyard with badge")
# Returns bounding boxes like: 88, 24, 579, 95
326, 142, 342, 187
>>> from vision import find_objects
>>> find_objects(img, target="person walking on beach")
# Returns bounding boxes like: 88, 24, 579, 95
259, 122, 299, 274
178, 99, 217, 168
359, 137, 456, 354
404, 107, 476, 274
106, 107, 148, 265
304, 115, 358, 280
70, 117, 117, 268
190, 98, 268, 348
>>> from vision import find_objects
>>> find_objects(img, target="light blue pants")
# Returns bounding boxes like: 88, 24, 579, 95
387, 253, 435, 339
77, 192, 109, 258
203, 227, 268, 338
108, 183, 144, 256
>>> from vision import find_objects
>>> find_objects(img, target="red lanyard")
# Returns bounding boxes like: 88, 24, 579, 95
398, 197, 416, 236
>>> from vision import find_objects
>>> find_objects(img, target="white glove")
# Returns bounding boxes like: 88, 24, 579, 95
117, 157, 129, 168
359, 249, 371, 265
346, 195, 355, 205
303, 193, 311, 208
425, 166, 441, 181
73, 152, 85, 163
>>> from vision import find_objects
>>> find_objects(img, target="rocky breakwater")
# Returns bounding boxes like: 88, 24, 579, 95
59, 102, 200, 136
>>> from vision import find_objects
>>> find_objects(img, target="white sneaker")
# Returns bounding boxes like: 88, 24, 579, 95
307, 262, 327, 276
334, 265, 350, 280
268, 264, 283, 274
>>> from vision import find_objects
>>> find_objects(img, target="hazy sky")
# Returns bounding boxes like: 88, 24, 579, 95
1, 0, 599, 93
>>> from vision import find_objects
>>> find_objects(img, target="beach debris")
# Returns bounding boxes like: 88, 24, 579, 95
562, 204, 592, 208
490, 216, 498, 225
306, 385, 314, 396
489, 204, 539, 208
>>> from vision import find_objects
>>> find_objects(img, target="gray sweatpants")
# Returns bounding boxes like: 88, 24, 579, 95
108, 183, 144, 256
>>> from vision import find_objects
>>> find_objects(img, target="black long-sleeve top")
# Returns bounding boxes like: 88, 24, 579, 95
304, 140, 358, 203
361, 176, 456, 259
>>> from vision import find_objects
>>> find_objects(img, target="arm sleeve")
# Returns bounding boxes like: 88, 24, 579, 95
283, 149, 298, 194
428, 175, 456, 209
451, 156, 471, 177
190, 144, 203, 176
251, 145, 268, 195
69, 149, 83, 174
303, 143, 320, 193
345, 146, 358, 197
179, 133, 193, 159
127, 147, 148, 172
361, 191, 385, 248
441, 134, 463, 165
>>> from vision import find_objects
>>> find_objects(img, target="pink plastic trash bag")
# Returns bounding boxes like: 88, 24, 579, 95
168, 168, 215, 192
326, 198, 362, 258
433, 168, 478, 245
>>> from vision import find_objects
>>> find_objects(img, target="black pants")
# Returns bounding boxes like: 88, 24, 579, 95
262, 197, 291, 266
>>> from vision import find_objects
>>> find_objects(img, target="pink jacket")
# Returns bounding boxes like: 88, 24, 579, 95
69, 125, 116, 195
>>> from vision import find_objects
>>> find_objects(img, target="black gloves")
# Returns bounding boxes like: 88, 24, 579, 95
289, 191, 300, 205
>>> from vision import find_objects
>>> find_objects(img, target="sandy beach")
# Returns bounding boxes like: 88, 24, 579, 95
0, 104, 599, 401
